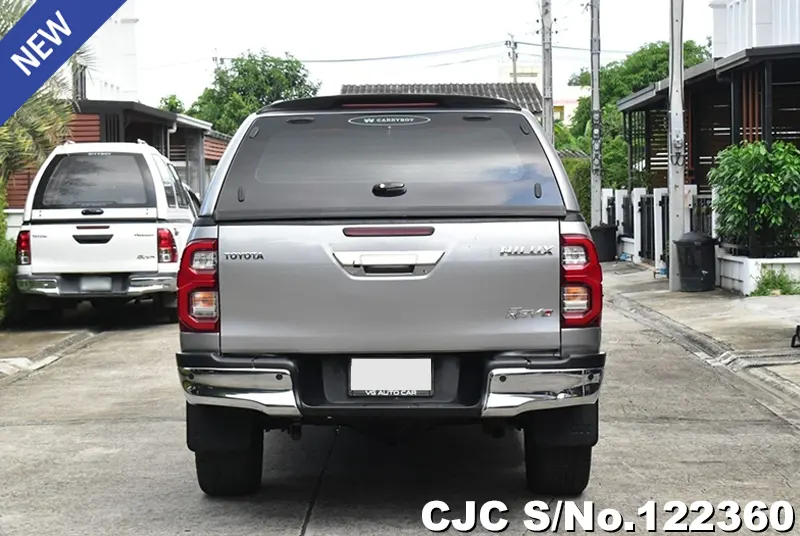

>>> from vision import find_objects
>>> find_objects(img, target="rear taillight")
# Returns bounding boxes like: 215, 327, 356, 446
16, 231, 31, 265
177, 239, 218, 332
560, 234, 603, 328
157, 228, 178, 263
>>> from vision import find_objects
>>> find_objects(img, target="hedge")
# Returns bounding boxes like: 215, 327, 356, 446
561, 157, 592, 222
0, 190, 22, 326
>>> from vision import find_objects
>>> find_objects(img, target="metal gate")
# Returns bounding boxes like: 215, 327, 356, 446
606, 196, 617, 227
621, 195, 634, 237
639, 194, 656, 263
659, 195, 670, 268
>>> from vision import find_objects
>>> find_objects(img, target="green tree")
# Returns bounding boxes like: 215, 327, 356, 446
564, 39, 710, 190
187, 51, 320, 135
567, 40, 711, 139
554, 120, 579, 152
159, 94, 185, 114
0, 0, 94, 183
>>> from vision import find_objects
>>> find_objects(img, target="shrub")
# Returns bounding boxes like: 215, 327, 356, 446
561, 157, 591, 221
751, 267, 800, 296
708, 141, 800, 257
0, 191, 22, 325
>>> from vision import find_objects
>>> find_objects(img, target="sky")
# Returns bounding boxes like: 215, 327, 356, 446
133, 0, 714, 109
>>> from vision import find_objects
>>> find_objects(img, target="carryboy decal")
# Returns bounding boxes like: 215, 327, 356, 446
348, 115, 432, 126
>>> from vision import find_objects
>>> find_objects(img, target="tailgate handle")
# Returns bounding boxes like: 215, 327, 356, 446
363, 264, 415, 274
73, 234, 113, 245
333, 251, 444, 267
81, 208, 104, 215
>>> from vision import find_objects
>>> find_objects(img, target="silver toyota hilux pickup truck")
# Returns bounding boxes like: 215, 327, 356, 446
175, 94, 605, 498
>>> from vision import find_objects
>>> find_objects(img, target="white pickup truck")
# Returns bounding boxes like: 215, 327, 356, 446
15, 140, 198, 320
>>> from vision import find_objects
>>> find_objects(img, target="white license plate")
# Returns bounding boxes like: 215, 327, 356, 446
349, 358, 433, 397
79, 276, 112, 292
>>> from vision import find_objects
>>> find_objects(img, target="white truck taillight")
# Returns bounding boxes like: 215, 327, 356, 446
16, 230, 31, 265
157, 228, 178, 263
560, 235, 603, 328
189, 291, 218, 319
177, 239, 219, 333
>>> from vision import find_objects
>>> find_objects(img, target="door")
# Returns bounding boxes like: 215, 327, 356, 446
152, 156, 194, 258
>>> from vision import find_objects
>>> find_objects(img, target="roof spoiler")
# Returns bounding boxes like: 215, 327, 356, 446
257, 93, 522, 113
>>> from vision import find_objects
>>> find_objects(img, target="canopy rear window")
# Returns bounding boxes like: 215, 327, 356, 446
33, 152, 156, 210
215, 111, 565, 220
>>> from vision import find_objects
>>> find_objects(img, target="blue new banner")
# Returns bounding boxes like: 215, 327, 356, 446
0, 0, 128, 126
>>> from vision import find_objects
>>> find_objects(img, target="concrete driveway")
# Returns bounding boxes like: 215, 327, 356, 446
0, 304, 799, 535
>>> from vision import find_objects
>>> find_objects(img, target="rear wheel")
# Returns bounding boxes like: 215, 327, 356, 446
152, 293, 178, 323
20, 297, 63, 327
195, 439, 264, 497
523, 435, 592, 496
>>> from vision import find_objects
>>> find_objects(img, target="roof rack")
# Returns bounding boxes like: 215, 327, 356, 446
257, 93, 522, 114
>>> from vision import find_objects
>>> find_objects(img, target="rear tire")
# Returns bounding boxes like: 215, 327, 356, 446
152, 293, 178, 323
524, 431, 592, 496
20, 297, 63, 327
195, 439, 264, 497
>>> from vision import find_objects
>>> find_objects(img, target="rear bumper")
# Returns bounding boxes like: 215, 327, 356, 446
176, 352, 605, 420
16, 272, 177, 298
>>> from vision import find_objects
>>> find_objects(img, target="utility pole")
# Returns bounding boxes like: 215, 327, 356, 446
541, 0, 554, 144
505, 35, 518, 82
668, 0, 686, 291
589, 0, 602, 228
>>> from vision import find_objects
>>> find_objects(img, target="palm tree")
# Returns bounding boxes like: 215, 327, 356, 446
0, 0, 95, 183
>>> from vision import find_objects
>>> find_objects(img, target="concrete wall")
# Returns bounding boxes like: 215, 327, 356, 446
718, 255, 800, 295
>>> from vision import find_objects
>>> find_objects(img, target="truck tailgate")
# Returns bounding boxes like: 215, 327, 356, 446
218, 221, 562, 354
30, 222, 159, 274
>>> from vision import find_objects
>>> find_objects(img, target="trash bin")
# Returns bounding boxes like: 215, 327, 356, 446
674, 231, 717, 292
590, 224, 618, 263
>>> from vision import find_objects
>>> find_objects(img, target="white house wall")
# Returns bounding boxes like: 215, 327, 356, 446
55, 0, 139, 101
711, 0, 800, 58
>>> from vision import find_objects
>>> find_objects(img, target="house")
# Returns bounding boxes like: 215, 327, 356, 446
611, 0, 800, 289
339, 82, 544, 116
617, 0, 800, 194
4, 0, 230, 240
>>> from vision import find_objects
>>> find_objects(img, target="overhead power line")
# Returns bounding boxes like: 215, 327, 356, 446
221, 42, 504, 65
516, 40, 633, 54
140, 39, 634, 72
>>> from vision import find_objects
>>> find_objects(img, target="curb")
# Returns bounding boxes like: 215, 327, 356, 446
0, 329, 105, 386
606, 291, 731, 359
606, 289, 800, 416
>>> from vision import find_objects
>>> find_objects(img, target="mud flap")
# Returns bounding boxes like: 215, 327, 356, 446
186, 403, 260, 453
791, 326, 800, 348
522, 402, 599, 448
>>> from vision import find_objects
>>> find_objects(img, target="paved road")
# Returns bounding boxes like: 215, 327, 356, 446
1, 303, 799, 535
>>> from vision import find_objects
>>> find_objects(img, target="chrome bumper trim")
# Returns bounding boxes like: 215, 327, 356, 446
179, 365, 602, 419
179, 367, 301, 417
16, 274, 177, 297
480, 367, 603, 418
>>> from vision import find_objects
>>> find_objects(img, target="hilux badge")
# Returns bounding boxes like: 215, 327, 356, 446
499, 246, 554, 256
